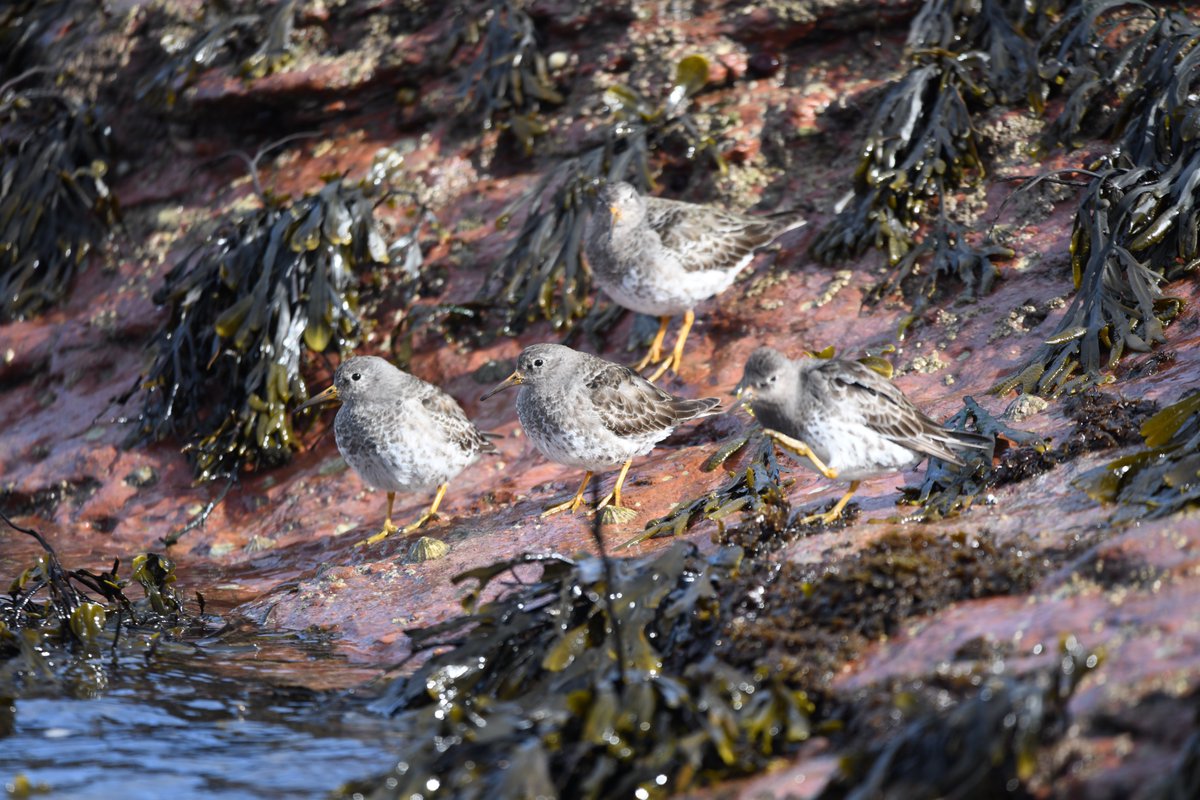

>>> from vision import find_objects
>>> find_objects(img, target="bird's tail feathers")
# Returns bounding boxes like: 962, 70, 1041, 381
672, 396, 723, 421
478, 430, 502, 453
951, 430, 994, 453
764, 208, 807, 236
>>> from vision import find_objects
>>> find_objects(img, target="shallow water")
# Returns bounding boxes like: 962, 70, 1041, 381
0, 632, 400, 800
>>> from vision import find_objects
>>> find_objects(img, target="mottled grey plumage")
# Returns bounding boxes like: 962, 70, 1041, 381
302, 355, 494, 544
585, 182, 805, 378
586, 182, 804, 317
482, 343, 721, 515
737, 346, 992, 522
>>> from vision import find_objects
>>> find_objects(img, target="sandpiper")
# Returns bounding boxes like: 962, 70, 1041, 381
482, 343, 721, 518
585, 181, 805, 382
736, 346, 992, 523
296, 355, 495, 547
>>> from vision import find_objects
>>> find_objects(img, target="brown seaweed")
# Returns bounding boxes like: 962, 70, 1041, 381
362, 541, 812, 799
0, 77, 118, 321
1075, 391, 1200, 522
121, 176, 392, 482
816, 638, 1100, 799
996, 6, 1200, 395
456, 0, 564, 154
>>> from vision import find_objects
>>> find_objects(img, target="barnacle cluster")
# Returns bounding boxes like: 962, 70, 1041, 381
122, 178, 389, 482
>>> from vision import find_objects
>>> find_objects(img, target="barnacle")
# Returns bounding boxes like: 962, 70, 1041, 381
0, 83, 118, 321
481, 54, 724, 333
122, 177, 392, 482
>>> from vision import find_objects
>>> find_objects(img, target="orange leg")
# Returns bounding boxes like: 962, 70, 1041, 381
597, 458, 634, 509
542, 472, 593, 517
647, 308, 694, 382
800, 480, 861, 525
633, 316, 671, 372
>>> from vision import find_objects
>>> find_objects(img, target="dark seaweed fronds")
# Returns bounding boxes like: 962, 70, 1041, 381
1143, 714, 1200, 800
811, 58, 985, 268
899, 397, 1028, 521
481, 54, 722, 333
122, 178, 391, 482
1, 512, 187, 654
868, 215, 1013, 338
816, 637, 1100, 799
992, 155, 1193, 397
1074, 391, 1200, 522
363, 541, 812, 799
239, 0, 299, 80
903, 391, 1158, 519
811, 0, 1054, 315
997, 8, 1200, 395
624, 428, 789, 550
136, 1, 298, 108
456, 0, 564, 154
0, 85, 118, 321
1037, 0, 1167, 154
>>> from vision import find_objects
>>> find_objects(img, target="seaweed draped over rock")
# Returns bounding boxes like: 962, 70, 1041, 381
816, 639, 1100, 799
812, 0, 1198, 387
353, 518, 1066, 798
455, 0, 564, 152
362, 543, 813, 799
997, 6, 1200, 396
0, 82, 118, 321
123, 178, 391, 482
136, 0, 300, 108
810, 0, 1049, 318
1076, 391, 1200, 521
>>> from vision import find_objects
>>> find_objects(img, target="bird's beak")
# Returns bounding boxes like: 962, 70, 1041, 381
295, 384, 339, 413
609, 204, 621, 222
480, 370, 523, 401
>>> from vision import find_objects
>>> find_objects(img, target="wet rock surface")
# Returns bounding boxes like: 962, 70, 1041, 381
3, 0, 1200, 797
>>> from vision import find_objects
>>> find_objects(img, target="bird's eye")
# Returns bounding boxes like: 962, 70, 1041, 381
351, 372, 361, 381
768, 374, 777, 384
532, 358, 544, 368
